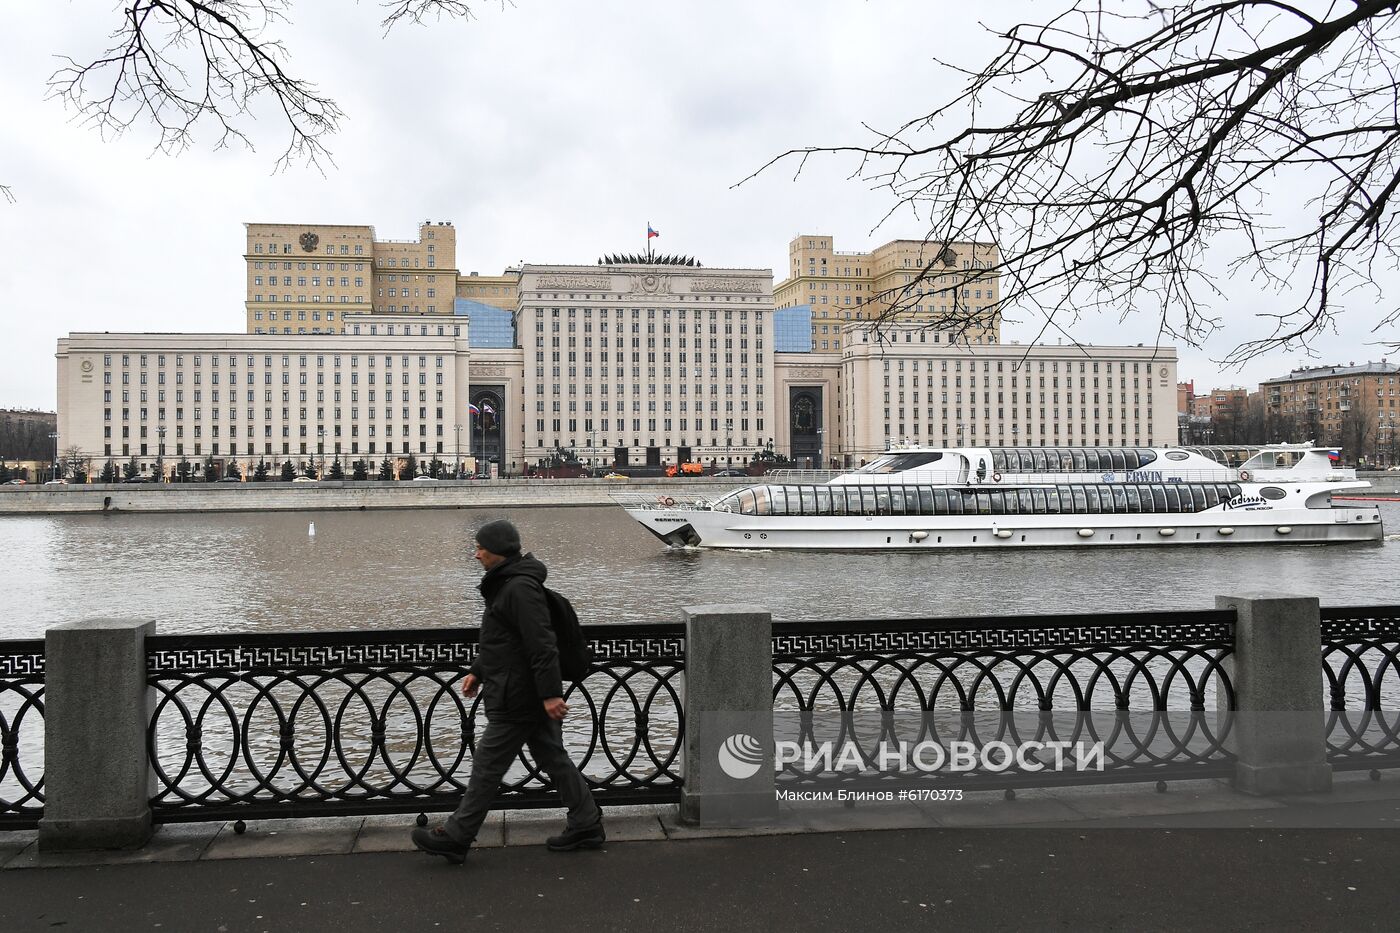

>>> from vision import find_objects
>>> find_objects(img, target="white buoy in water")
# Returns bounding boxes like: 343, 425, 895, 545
308, 521, 316, 537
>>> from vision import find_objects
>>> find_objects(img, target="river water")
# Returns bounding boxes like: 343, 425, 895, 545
2, 501, 1398, 639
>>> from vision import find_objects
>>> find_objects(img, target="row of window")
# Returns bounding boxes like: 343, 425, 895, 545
105, 354, 448, 368
723, 483, 1247, 518
989, 448, 1160, 472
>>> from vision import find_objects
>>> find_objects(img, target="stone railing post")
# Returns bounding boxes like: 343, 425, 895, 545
680, 605, 776, 826
1217, 593, 1332, 795
38, 618, 156, 850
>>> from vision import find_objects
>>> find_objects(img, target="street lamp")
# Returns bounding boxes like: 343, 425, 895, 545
48, 432, 59, 483
454, 423, 462, 478
316, 427, 325, 479
725, 419, 733, 467
156, 426, 166, 482
816, 428, 824, 471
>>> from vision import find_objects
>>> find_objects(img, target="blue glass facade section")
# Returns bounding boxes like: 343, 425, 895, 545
456, 299, 516, 348
774, 305, 813, 353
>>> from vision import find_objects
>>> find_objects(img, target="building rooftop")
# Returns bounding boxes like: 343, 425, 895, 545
1263, 361, 1399, 384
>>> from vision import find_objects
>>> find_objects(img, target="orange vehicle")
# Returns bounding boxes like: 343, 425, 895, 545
665, 462, 705, 477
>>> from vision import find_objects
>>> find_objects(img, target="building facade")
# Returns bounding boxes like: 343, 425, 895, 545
244, 221, 460, 335
513, 261, 775, 470
57, 313, 472, 477
834, 326, 1176, 463
1262, 361, 1400, 463
773, 234, 1002, 352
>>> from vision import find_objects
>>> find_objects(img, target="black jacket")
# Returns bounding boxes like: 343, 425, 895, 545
468, 553, 562, 721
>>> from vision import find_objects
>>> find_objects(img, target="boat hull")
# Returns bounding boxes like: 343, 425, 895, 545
624, 506, 1385, 550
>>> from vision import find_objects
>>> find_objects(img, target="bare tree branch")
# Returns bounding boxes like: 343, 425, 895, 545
745, 0, 1400, 365
6, 1, 490, 196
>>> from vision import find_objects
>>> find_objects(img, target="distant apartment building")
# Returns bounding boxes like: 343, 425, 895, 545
773, 234, 1001, 353
1261, 360, 1400, 462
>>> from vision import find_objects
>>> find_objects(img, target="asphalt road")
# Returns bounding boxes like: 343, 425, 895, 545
4, 813, 1399, 933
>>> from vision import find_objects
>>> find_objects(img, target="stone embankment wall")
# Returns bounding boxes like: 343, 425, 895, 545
1, 473, 1394, 516
0, 478, 754, 515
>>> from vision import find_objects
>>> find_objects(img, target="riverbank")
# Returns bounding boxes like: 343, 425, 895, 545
0, 477, 752, 515
4, 472, 1396, 515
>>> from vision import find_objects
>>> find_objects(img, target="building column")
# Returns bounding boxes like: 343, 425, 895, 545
1218, 593, 1332, 795
38, 618, 156, 850
680, 605, 777, 826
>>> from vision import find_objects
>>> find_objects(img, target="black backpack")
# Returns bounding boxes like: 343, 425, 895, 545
543, 586, 593, 682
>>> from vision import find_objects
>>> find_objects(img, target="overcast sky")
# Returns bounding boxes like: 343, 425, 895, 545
1, 0, 1394, 412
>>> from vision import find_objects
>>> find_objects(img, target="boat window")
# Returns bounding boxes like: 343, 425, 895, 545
918, 487, 935, 515
992, 450, 1007, 471
1028, 488, 1046, 513
799, 486, 817, 515
1136, 449, 1157, 468
1202, 485, 1220, 508
1166, 450, 1189, 462
764, 486, 782, 516
1260, 486, 1287, 500
1082, 486, 1101, 512
999, 490, 1018, 515
1068, 450, 1084, 471
738, 490, 757, 515
932, 488, 950, 514
859, 456, 896, 473
1148, 485, 1165, 511
973, 491, 990, 514
1017, 489, 1033, 513
1108, 449, 1126, 471
1108, 481, 1131, 512
1031, 449, 1047, 472
814, 486, 832, 515
867, 452, 944, 473
1164, 485, 1185, 512
1190, 486, 1207, 510
1124, 485, 1142, 512
861, 487, 877, 516
874, 488, 892, 515
1067, 486, 1086, 512
888, 487, 905, 515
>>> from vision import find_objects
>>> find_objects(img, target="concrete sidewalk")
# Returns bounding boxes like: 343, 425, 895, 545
4, 769, 1400, 872
2, 767, 1400, 868
5, 780, 1400, 932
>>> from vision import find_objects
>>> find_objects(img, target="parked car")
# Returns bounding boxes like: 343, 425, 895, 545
218, 476, 242, 483
411, 475, 439, 482
122, 476, 151, 483
602, 472, 629, 481
4, 479, 25, 485
713, 469, 748, 477
291, 476, 317, 483
43, 479, 68, 486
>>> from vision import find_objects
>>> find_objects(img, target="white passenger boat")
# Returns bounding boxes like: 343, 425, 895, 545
616, 444, 1383, 550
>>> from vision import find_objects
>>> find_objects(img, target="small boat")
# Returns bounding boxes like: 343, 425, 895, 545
616, 443, 1383, 550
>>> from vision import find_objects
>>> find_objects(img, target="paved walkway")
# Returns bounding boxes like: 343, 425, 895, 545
4, 773, 1400, 931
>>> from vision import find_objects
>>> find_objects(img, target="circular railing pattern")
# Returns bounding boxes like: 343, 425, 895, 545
145, 627, 684, 820
772, 612, 1236, 788
0, 642, 45, 828
1323, 607, 1400, 769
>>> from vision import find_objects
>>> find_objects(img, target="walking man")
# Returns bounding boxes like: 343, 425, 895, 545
412, 519, 604, 864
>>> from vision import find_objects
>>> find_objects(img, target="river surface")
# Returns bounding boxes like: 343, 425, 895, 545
1, 501, 1398, 639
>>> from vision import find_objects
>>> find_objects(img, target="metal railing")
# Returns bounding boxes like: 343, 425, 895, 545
0, 640, 45, 829
1323, 605, 1400, 772
771, 610, 1238, 790
143, 624, 685, 823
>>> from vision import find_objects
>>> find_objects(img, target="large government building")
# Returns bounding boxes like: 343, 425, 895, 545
54, 222, 1178, 477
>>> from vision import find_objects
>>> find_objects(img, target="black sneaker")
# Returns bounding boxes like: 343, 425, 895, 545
411, 826, 470, 865
546, 823, 606, 852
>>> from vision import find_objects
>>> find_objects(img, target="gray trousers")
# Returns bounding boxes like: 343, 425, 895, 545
445, 716, 601, 846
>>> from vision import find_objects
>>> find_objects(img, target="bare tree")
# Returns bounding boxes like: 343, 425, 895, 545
748, 1, 1400, 360
9, 1, 492, 195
